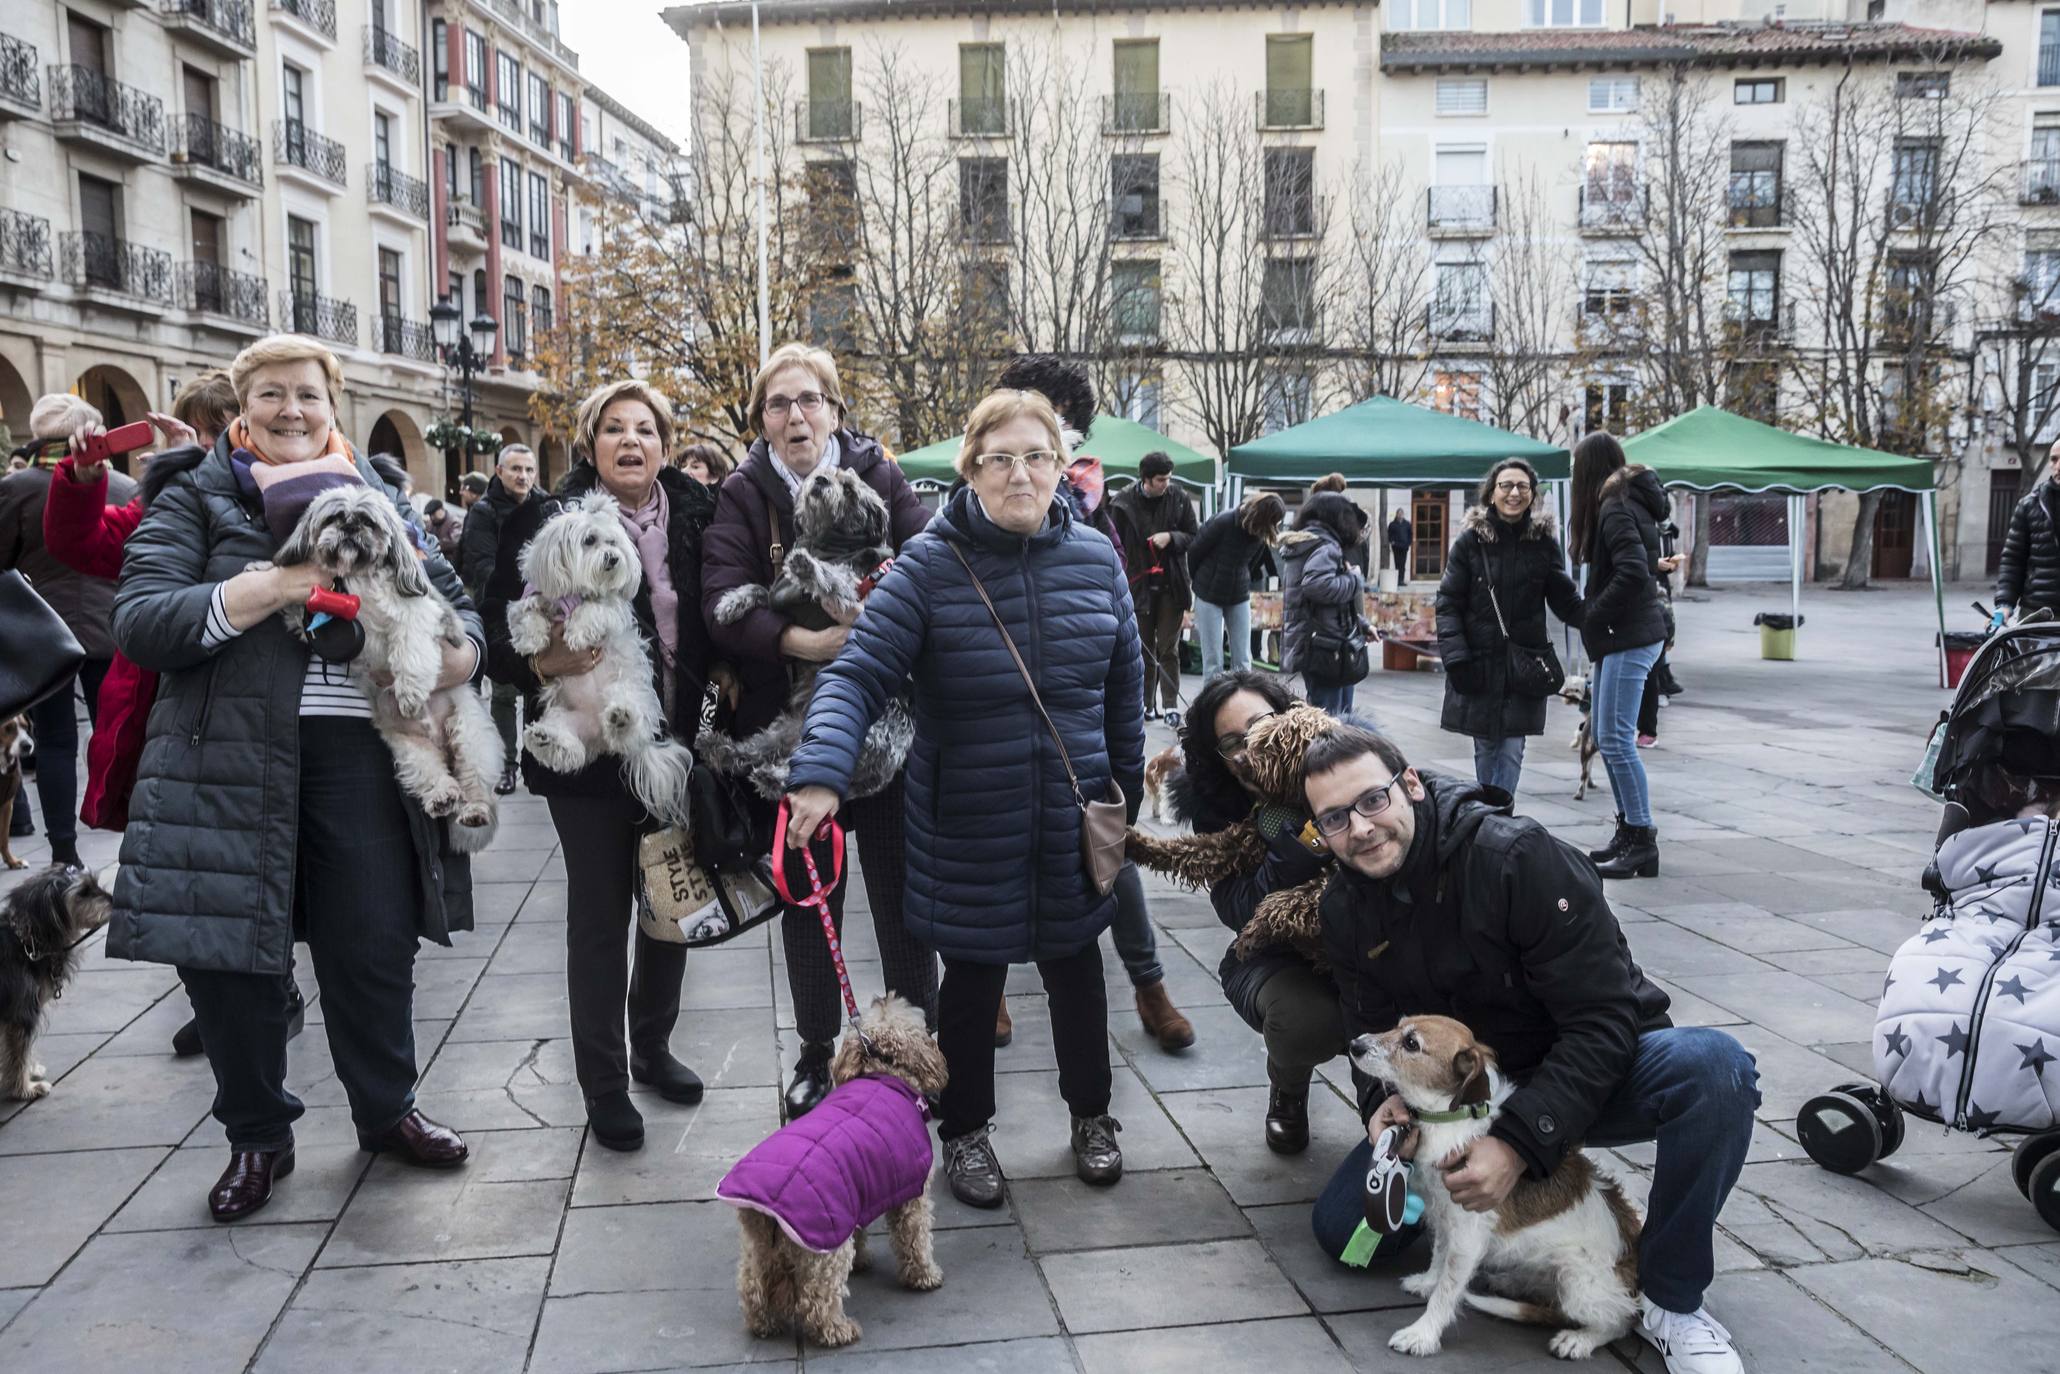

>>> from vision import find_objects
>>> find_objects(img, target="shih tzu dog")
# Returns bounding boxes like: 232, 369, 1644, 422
1, 865, 114, 1100
276, 484, 503, 850
507, 492, 694, 826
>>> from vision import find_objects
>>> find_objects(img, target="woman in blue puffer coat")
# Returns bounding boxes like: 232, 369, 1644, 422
784, 388, 1146, 1212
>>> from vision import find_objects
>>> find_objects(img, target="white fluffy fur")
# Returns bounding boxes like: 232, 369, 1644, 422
1351, 1020, 1641, 1361
277, 485, 503, 852
507, 493, 693, 826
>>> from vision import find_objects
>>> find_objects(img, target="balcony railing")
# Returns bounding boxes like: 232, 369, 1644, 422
0, 209, 52, 280
1427, 184, 1496, 232
1257, 88, 1323, 130
375, 313, 436, 360
62, 230, 172, 303
1102, 92, 1170, 135
178, 261, 268, 325
280, 290, 357, 345
1723, 310, 1792, 349
1727, 191, 1785, 229
1428, 300, 1495, 343
275, 119, 346, 185
446, 198, 487, 241
1889, 195, 1939, 231
368, 161, 428, 218
173, 113, 262, 186
1579, 185, 1645, 232
2026, 161, 2060, 206
363, 25, 419, 83
949, 96, 1011, 138
795, 99, 861, 143
161, 0, 256, 53
270, 0, 336, 41
49, 66, 165, 156
0, 34, 41, 112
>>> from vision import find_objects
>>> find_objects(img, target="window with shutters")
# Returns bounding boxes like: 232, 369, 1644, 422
1111, 154, 1160, 239
1436, 79, 1488, 116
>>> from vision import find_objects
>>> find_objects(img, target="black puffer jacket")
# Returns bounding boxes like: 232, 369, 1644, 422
1436, 507, 1583, 741
1187, 508, 1277, 608
1319, 772, 1672, 1177
459, 473, 537, 601
1996, 481, 2060, 615
1579, 466, 1669, 661
106, 437, 481, 975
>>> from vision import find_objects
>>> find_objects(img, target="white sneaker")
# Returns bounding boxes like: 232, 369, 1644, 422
1638, 1299, 1744, 1374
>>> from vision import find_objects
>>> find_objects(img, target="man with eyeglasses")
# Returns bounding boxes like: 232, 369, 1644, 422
1301, 723, 1757, 1374
1109, 451, 1197, 724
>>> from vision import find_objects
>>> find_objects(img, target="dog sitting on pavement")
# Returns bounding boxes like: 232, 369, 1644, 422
1350, 1014, 1642, 1360
1, 865, 115, 1100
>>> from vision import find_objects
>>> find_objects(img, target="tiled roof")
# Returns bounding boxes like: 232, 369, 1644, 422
664, 0, 1357, 31
1382, 22, 2001, 72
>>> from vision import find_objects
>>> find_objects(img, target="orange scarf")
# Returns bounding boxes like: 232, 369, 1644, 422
228, 416, 353, 467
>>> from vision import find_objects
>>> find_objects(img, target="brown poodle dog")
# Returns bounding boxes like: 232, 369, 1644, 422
732, 995, 948, 1348
1125, 704, 1336, 967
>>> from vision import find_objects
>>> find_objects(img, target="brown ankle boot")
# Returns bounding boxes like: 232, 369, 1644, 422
994, 994, 1014, 1048
1134, 979, 1195, 1052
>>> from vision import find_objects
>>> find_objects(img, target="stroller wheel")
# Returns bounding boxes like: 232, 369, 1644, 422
1798, 1090, 1884, 1175
1845, 1084, 1906, 1159
2031, 1151, 2060, 1234
2014, 1132, 2060, 1201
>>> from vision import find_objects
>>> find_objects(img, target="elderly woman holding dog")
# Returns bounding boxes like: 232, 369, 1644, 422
106, 334, 478, 1223
487, 379, 715, 1154
783, 387, 1146, 1209
1434, 458, 1583, 799
702, 342, 937, 1121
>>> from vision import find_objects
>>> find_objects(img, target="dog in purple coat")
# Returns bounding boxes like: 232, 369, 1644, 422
718, 994, 947, 1347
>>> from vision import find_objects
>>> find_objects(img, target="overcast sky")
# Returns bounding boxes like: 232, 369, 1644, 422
558, 1, 695, 145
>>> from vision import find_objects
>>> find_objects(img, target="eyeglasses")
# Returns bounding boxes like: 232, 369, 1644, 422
764, 392, 826, 418
1312, 776, 1404, 836
1215, 710, 1279, 759
1493, 480, 1534, 494
972, 449, 1063, 475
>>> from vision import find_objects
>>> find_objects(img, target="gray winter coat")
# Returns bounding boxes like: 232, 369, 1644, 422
1278, 525, 1364, 681
105, 436, 481, 976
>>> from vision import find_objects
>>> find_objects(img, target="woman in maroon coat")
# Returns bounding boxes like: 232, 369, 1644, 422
701, 342, 937, 1118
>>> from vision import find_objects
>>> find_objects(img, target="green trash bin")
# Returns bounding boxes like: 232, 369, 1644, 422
1753, 611, 1802, 661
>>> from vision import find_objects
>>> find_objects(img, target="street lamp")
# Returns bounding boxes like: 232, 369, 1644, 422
431, 295, 499, 496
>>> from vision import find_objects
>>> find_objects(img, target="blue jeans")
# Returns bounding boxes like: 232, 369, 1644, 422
1106, 862, 1163, 987
1471, 736, 1526, 796
1593, 641, 1663, 827
1311, 1027, 1759, 1314
1195, 597, 1252, 680
1306, 679, 1356, 717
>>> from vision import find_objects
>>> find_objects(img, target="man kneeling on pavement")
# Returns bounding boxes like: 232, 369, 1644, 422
1301, 723, 1759, 1374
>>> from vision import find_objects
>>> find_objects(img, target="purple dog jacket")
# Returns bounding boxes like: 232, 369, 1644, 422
715, 1074, 933, 1253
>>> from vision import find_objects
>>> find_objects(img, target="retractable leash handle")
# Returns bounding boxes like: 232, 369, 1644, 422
772, 800, 862, 1033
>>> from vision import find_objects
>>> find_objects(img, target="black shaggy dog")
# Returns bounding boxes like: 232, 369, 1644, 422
1, 865, 113, 1101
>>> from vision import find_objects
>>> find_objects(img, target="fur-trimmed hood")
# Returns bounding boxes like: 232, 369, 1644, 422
1460, 505, 1558, 544
1600, 464, 1669, 522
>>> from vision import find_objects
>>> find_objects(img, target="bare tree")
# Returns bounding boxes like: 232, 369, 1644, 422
1483, 172, 1575, 444
1336, 159, 1433, 406
1005, 37, 1123, 362
1974, 228, 2060, 471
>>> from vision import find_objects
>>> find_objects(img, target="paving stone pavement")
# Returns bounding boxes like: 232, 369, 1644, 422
0, 582, 2048, 1372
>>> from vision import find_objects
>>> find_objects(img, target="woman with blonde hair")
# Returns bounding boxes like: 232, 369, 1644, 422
487, 378, 717, 1152
105, 334, 480, 1221
783, 387, 1146, 1209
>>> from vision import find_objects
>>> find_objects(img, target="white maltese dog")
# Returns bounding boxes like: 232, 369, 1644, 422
277, 484, 503, 850
507, 493, 693, 826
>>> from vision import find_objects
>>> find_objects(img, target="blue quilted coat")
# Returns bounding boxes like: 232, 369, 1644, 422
787, 484, 1146, 964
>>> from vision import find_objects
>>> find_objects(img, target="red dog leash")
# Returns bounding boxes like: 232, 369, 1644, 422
771, 800, 864, 1037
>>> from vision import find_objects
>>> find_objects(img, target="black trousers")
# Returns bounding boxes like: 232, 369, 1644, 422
1135, 591, 1183, 711
29, 656, 109, 847
180, 718, 421, 1152
781, 779, 937, 1045
936, 941, 1110, 1140
548, 791, 687, 1095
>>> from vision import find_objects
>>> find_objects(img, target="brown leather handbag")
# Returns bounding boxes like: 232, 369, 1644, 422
947, 541, 1127, 897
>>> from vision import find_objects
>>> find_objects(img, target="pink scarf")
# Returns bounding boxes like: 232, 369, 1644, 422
619, 483, 678, 703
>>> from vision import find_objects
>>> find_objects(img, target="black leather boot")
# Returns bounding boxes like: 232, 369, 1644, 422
1596, 825, 1660, 879
1588, 815, 1631, 864
783, 1040, 833, 1120
1265, 1087, 1310, 1155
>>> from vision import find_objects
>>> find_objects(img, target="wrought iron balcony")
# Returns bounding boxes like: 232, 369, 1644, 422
1427, 300, 1495, 343
375, 314, 436, 361
363, 25, 419, 83
0, 34, 40, 115
2026, 161, 2060, 206
0, 209, 52, 281
161, 1, 257, 58
1427, 184, 1496, 234
1257, 88, 1323, 130
49, 66, 165, 158
794, 100, 861, 143
1726, 189, 1785, 229
178, 261, 268, 326
172, 113, 262, 188
270, 0, 336, 41
275, 119, 345, 186
1579, 185, 1645, 233
368, 162, 428, 218
949, 96, 1011, 139
62, 230, 173, 304
280, 290, 357, 345
1102, 92, 1170, 135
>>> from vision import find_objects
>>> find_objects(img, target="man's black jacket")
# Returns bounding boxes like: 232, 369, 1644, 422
1318, 772, 1671, 1177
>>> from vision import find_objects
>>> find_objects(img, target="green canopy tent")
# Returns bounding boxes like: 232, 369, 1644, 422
891, 413, 1218, 488
1621, 405, 1943, 675
1226, 395, 1570, 484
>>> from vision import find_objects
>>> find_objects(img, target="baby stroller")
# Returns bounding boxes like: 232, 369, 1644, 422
1797, 619, 2060, 1231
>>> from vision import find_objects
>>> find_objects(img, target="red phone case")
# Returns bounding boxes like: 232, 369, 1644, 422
80, 421, 153, 463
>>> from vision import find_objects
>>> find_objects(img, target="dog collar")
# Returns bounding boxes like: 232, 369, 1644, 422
855, 557, 894, 600
1412, 1102, 1494, 1124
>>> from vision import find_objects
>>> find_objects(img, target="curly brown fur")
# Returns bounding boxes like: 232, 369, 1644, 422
1, 866, 114, 1100
737, 994, 945, 1348
1232, 874, 1332, 968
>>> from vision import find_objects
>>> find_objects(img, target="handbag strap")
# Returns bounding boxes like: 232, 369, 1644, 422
767, 498, 785, 577
1476, 544, 1513, 642
946, 540, 1089, 808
